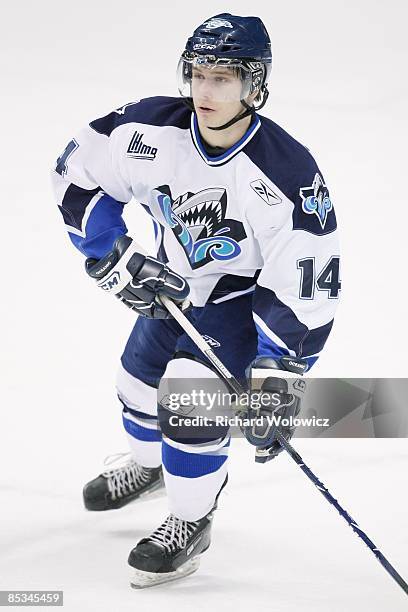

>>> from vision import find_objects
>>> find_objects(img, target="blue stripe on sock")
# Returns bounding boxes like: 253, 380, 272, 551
162, 439, 227, 478
123, 414, 162, 442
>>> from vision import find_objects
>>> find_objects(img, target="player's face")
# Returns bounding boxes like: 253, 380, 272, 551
191, 66, 245, 126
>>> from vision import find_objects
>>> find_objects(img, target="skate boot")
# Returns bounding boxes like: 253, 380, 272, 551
83, 453, 164, 511
128, 507, 215, 588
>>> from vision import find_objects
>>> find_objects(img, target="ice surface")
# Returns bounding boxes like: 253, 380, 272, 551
1, 1, 408, 609
1, 416, 407, 611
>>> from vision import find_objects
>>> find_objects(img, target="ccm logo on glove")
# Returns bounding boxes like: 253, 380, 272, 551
100, 272, 121, 291
85, 235, 191, 319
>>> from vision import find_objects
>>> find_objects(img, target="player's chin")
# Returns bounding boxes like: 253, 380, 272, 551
197, 115, 220, 129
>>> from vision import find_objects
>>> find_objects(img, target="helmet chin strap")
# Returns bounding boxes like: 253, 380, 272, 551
181, 97, 254, 131
182, 87, 269, 132
207, 86, 270, 130
207, 100, 255, 131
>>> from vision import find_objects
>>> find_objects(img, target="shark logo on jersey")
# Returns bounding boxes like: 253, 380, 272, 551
250, 179, 282, 206
156, 186, 246, 269
299, 174, 333, 229
202, 18, 233, 29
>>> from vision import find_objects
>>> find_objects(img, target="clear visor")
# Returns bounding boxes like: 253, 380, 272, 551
177, 56, 254, 103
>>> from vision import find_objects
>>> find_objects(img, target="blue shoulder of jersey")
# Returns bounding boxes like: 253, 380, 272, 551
89, 97, 191, 137
245, 115, 337, 236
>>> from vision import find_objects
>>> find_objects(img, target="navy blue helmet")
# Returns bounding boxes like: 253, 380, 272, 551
185, 13, 271, 63
177, 14, 272, 110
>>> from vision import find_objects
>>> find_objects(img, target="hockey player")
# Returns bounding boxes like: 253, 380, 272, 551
52, 13, 340, 587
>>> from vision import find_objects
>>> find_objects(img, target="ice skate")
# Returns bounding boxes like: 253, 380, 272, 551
128, 508, 214, 588
83, 453, 164, 511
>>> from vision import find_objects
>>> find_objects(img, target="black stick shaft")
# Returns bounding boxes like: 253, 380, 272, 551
161, 298, 408, 596
277, 433, 408, 595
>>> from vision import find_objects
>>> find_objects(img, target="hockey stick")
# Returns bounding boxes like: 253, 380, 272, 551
160, 295, 408, 596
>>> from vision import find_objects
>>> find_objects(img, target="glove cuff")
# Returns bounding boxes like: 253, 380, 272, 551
251, 356, 308, 376
87, 236, 147, 295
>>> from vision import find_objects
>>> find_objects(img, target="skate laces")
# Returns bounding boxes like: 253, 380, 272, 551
147, 514, 200, 554
102, 453, 152, 501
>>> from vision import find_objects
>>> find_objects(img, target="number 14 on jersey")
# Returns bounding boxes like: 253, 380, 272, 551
297, 257, 341, 299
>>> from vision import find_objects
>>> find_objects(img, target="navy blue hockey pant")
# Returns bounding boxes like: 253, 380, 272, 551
116, 293, 258, 520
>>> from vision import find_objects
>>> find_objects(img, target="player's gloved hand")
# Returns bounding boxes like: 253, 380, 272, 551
85, 235, 190, 319
240, 356, 308, 463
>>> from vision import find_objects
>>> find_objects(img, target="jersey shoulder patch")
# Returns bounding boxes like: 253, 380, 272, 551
89, 97, 191, 137
244, 116, 337, 235
294, 169, 336, 235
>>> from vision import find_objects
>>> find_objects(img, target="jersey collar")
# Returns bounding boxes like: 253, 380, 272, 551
190, 112, 261, 166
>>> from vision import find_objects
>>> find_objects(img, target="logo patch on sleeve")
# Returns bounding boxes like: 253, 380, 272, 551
300, 174, 332, 228
294, 173, 336, 235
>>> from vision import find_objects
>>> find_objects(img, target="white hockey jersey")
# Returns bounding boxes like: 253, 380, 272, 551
52, 96, 340, 368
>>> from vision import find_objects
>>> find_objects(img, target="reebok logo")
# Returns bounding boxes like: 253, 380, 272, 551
250, 179, 282, 206
127, 131, 158, 161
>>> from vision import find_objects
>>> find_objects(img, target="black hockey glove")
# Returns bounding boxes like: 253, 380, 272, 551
85, 235, 190, 319
241, 356, 308, 463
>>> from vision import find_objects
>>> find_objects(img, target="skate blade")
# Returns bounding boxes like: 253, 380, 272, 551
130, 557, 200, 589
137, 478, 166, 502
